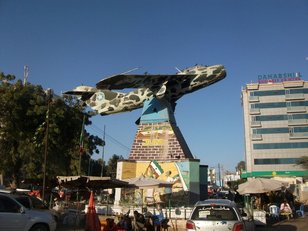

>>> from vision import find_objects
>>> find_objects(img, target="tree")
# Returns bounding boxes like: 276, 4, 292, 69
296, 156, 308, 170
105, 154, 124, 178
89, 159, 104, 176
236, 161, 246, 174
0, 71, 15, 82
0, 72, 103, 187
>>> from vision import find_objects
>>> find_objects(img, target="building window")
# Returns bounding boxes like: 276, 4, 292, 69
294, 127, 308, 133
254, 114, 308, 122
252, 127, 308, 134
250, 90, 285, 96
252, 127, 289, 134
255, 115, 286, 121
254, 158, 299, 165
253, 142, 308, 149
251, 101, 308, 109
252, 102, 286, 109
249, 88, 308, 97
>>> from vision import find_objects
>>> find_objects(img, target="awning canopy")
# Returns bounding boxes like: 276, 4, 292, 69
237, 177, 288, 195
57, 176, 131, 190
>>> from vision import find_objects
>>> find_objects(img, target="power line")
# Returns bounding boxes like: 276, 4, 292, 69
88, 124, 131, 153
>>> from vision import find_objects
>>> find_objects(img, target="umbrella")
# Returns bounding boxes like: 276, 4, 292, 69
85, 191, 101, 231
237, 178, 288, 195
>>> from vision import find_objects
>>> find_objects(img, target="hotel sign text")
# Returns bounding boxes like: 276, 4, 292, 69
258, 72, 301, 84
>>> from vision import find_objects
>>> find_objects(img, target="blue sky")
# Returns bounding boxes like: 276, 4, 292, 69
1, 1, 308, 171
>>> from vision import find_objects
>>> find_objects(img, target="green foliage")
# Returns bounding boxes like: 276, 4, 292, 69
236, 161, 246, 173
0, 74, 103, 187
106, 154, 124, 178
0, 71, 15, 82
89, 158, 104, 176
296, 156, 308, 170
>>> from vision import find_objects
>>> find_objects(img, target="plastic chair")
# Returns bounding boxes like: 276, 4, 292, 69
269, 205, 280, 221
296, 204, 305, 218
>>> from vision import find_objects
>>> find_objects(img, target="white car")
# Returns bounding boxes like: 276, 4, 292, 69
186, 199, 255, 231
0, 193, 57, 231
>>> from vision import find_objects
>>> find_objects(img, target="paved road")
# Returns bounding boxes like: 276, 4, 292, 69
255, 216, 307, 231
56, 214, 307, 231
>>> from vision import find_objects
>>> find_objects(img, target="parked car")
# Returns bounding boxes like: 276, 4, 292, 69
0, 189, 59, 218
186, 199, 255, 231
10, 193, 48, 209
0, 193, 57, 231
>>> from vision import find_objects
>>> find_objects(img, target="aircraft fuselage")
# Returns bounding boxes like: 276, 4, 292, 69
64, 64, 226, 115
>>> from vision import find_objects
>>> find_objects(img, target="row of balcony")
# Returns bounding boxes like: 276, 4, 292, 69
249, 106, 307, 115
251, 132, 308, 141
250, 119, 308, 127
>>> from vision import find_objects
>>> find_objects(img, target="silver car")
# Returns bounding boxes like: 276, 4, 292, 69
0, 193, 57, 231
186, 199, 254, 231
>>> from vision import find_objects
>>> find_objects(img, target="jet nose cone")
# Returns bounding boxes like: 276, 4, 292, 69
211, 65, 226, 77
212, 64, 224, 71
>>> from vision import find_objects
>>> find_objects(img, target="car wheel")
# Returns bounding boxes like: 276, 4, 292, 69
30, 224, 48, 231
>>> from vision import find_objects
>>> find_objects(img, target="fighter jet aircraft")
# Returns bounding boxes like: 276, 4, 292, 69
63, 64, 226, 115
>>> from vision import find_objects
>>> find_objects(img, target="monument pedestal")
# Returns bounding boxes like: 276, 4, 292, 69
115, 97, 205, 206
129, 97, 193, 160
129, 121, 194, 161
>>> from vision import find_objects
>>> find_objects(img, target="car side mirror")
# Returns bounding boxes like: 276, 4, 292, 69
19, 206, 26, 214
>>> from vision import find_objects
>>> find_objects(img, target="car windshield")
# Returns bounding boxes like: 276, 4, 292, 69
191, 205, 238, 221
30, 196, 48, 209
14, 196, 31, 208
13, 195, 48, 210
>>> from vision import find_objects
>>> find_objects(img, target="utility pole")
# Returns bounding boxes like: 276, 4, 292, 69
100, 125, 106, 177
78, 115, 86, 176
23, 65, 29, 86
42, 89, 53, 202
88, 154, 91, 176
218, 163, 221, 187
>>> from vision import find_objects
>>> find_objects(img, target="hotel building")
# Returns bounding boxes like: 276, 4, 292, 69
241, 73, 308, 180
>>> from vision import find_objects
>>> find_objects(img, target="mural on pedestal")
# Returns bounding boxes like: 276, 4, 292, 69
136, 125, 173, 146
145, 160, 189, 191
118, 160, 200, 206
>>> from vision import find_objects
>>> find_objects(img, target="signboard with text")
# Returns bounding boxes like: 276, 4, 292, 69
258, 72, 301, 84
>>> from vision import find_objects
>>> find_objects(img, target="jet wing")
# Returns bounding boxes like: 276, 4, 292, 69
96, 74, 196, 90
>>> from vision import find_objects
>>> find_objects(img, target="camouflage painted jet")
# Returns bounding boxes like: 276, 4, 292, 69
63, 64, 226, 115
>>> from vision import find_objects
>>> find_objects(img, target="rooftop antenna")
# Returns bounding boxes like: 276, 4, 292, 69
23, 65, 29, 86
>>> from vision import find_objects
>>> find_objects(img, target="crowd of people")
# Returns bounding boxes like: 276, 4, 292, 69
210, 186, 303, 220
244, 187, 304, 220
102, 209, 169, 231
